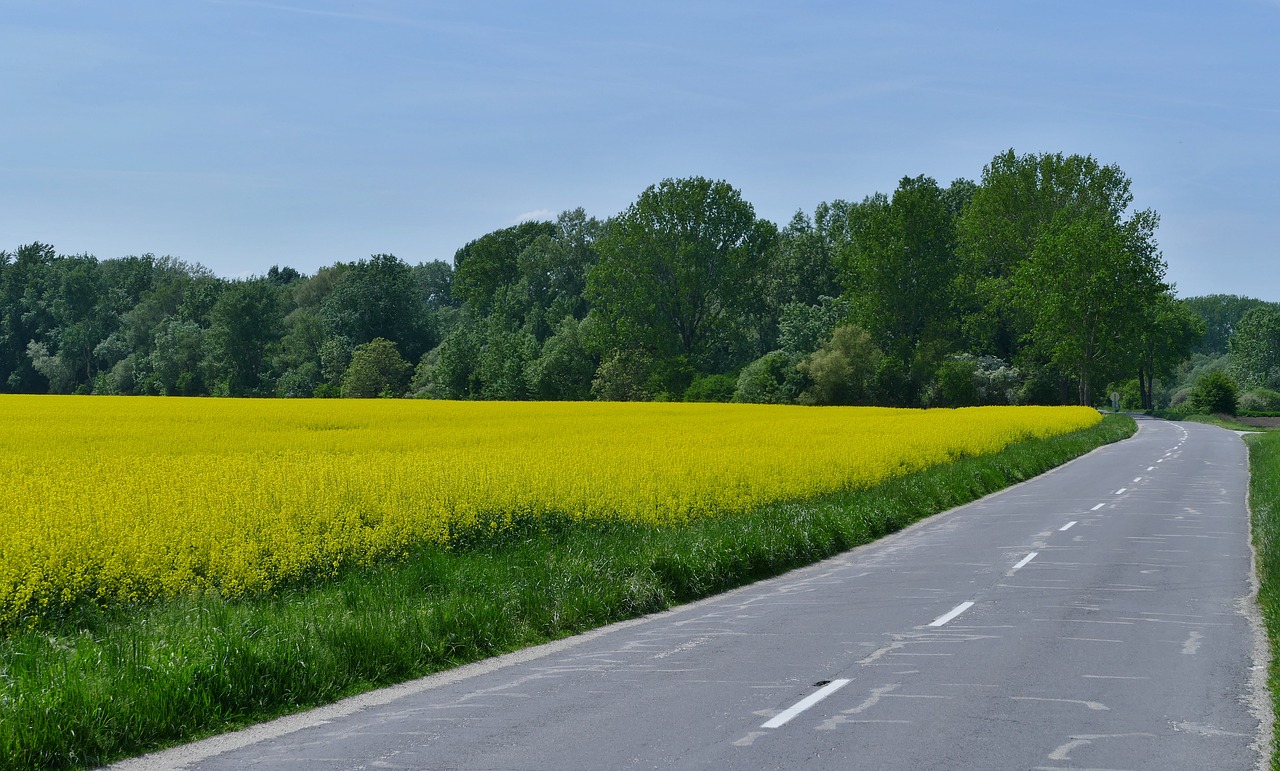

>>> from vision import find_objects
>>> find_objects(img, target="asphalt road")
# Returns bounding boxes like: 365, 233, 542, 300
113, 417, 1267, 770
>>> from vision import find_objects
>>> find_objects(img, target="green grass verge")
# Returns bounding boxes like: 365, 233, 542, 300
1247, 430, 1280, 769
0, 415, 1135, 770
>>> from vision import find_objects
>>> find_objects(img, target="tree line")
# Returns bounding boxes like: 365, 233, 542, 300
1, 150, 1229, 408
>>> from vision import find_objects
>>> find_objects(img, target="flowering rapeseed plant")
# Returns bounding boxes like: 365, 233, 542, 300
0, 396, 1099, 627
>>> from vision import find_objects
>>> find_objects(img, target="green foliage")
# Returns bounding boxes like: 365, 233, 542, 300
341, 338, 411, 398
840, 175, 960, 367
734, 351, 807, 404
777, 297, 849, 357
1182, 294, 1273, 356
798, 325, 882, 405
207, 279, 285, 397
1240, 388, 1280, 413
452, 220, 557, 312
588, 177, 776, 379
682, 373, 737, 403
525, 316, 596, 401
1230, 305, 1280, 390
930, 357, 980, 407
322, 254, 431, 361
0, 157, 1197, 406
1187, 370, 1239, 415
590, 349, 654, 402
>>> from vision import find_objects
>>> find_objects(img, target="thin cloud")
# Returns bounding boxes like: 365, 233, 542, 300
513, 209, 555, 224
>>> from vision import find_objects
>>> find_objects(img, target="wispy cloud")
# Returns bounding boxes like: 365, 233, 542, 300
513, 209, 555, 224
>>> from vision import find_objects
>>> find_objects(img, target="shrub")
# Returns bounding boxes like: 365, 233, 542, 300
683, 373, 737, 403
734, 351, 806, 404
1239, 387, 1280, 413
1186, 370, 1238, 415
341, 338, 411, 398
799, 325, 882, 406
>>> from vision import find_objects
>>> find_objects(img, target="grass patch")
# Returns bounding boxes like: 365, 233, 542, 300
1248, 430, 1280, 769
0, 415, 1134, 770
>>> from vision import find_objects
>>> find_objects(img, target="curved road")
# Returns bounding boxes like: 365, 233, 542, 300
113, 417, 1267, 770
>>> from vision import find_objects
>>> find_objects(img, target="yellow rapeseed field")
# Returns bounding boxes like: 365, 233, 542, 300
0, 396, 1100, 627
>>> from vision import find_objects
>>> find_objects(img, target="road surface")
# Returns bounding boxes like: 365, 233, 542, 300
112, 417, 1267, 770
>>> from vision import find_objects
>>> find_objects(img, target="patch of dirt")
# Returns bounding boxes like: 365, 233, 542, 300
1230, 415, 1280, 429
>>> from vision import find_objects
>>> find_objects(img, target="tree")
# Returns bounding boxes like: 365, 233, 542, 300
588, 177, 777, 395
207, 278, 285, 396
1134, 292, 1203, 409
1230, 305, 1280, 390
798, 325, 883, 405
341, 337, 411, 398
1182, 294, 1272, 356
734, 350, 807, 404
452, 220, 557, 312
839, 176, 961, 394
146, 317, 209, 395
1013, 204, 1167, 405
526, 315, 596, 400
0, 243, 56, 392
957, 150, 1137, 364
322, 254, 430, 360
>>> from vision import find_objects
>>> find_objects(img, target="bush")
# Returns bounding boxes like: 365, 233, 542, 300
799, 325, 882, 406
924, 354, 1023, 408
341, 338, 411, 398
1239, 387, 1280, 413
734, 351, 806, 404
683, 373, 737, 403
1186, 370, 1238, 415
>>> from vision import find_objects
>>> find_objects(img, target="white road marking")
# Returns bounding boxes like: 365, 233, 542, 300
1091, 503, 1105, 511
1059, 522, 1076, 531
928, 601, 975, 627
1114, 488, 1127, 495
1009, 552, 1038, 574
1012, 696, 1109, 711
761, 679, 851, 728
1182, 631, 1203, 655
1147, 466, 1155, 471
1133, 477, 1142, 482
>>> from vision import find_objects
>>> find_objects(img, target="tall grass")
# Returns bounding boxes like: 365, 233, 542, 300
1247, 430, 1280, 769
0, 415, 1134, 770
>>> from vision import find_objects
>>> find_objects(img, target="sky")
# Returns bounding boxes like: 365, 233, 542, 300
3, 1, 1278, 300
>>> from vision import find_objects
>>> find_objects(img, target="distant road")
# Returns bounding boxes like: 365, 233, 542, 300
113, 417, 1266, 770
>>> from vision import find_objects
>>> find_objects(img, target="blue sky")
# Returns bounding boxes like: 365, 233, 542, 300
3, 1, 1278, 300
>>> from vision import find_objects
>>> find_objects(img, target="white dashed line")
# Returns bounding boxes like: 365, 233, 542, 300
1060, 522, 1076, 531
929, 601, 975, 627
1133, 477, 1142, 483
1091, 503, 1105, 511
1009, 552, 1038, 574
762, 679, 851, 728
1114, 488, 1127, 495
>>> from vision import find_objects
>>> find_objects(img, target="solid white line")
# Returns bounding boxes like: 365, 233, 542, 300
761, 679, 851, 728
1091, 503, 1105, 511
929, 601, 975, 627
1060, 521, 1076, 531
1010, 552, 1038, 573
1114, 488, 1127, 495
